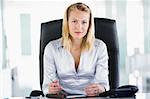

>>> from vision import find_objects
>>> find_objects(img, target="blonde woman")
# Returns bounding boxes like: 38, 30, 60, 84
43, 2, 109, 96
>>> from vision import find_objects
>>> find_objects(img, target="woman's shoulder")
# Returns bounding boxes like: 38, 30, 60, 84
46, 38, 62, 49
49, 38, 61, 44
94, 38, 106, 47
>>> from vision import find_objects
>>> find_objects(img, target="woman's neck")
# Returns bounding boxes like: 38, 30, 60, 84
71, 38, 82, 50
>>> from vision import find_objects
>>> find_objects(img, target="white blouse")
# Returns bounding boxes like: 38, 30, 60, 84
42, 38, 109, 95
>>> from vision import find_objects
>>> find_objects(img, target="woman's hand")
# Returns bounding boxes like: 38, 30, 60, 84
84, 83, 105, 96
48, 80, 62, 94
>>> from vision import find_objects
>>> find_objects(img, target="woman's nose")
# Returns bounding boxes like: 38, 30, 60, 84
76, 22, 82, 31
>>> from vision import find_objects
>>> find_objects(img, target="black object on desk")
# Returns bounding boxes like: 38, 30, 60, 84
46, 90, 87, 98
99, 85, 138, 98
46, 90, 68, 98
29, 90, 44, 97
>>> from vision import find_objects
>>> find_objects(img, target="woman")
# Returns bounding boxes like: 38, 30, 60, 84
42, 2, 109, 96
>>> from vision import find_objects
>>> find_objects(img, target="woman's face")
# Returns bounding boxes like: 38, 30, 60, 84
68, 9, 90, 40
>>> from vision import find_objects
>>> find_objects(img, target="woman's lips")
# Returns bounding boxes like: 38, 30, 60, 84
75, 32, 82, 34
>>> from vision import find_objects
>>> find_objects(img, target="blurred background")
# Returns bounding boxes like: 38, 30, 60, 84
0, 0, 150, 97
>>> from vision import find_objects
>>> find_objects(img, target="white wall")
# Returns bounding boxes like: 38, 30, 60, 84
0, 1, 2, 70
0, 69, 12, 98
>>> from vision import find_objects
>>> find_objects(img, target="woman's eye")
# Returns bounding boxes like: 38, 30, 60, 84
72, 20, 76, 23
82, 21, 87, 24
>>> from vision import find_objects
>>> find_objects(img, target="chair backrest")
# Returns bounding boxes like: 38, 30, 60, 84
39, 18, 119, 90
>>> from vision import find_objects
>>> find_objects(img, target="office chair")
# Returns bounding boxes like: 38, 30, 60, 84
30, 18, 119, 97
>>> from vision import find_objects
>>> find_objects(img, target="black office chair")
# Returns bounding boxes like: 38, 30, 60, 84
30, 18, 119, 97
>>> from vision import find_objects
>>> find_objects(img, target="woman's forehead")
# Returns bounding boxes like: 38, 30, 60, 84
68, 9, 90, 20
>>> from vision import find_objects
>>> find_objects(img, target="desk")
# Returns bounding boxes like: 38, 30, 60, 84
8, 97, 134, 99
136, 93, 150, 99
5, 93, 150, 99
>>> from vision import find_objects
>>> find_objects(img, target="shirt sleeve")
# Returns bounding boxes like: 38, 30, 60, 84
93, 41, 110, 91
42, 43, 58, 95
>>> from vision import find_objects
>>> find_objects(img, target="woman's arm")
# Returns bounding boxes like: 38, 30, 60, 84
84, 41, 109, 96
93, 41, 109, 91
42, 43, 60, 95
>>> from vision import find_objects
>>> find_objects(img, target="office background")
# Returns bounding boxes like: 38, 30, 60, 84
0, 0, 150, 97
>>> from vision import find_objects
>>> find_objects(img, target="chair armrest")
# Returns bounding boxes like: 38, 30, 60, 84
29, 90, 44, 97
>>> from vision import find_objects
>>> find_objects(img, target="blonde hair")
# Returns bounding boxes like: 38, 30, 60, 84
62, 2, 95, 52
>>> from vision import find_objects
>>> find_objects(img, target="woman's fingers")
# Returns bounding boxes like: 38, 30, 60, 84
84, 83, 104, 96
49, 87, 61, 94
85, 88, 98, 96
50, 80, 62, 89
50, 82, 61, 88
85, 89, 98, 96
48, 80, 62, 94
85, 84, 98, 92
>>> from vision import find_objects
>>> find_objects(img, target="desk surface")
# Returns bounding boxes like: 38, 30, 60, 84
136, 93, 150, 99
5, 93, 150, 99
9, 97, 134, 99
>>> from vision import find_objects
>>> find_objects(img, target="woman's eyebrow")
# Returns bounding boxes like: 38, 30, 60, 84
72, 18, 88, 21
